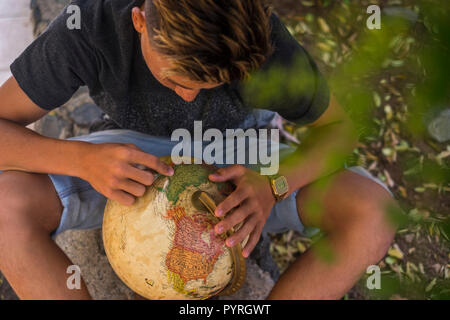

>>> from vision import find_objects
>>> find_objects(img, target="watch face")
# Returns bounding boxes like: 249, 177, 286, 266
274, 176, 289, 195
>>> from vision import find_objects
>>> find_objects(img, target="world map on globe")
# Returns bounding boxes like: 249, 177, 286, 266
103, 158, 246, 300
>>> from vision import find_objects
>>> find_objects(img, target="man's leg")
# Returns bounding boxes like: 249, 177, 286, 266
0, 171, 91, 299
267, 170, 397, 299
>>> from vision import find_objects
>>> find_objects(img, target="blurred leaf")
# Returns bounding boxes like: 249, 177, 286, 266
297, 241, 307, 253
388, 245, 405, 260
425, 278, 437, 292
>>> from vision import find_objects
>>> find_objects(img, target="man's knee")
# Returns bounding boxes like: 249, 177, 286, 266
335, 171, 396, 261
300, 170, 396, 262
0, 171, 62, 235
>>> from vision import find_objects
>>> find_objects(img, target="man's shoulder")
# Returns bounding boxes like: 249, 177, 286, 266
69, 0, 138, 16
65, 0, 139, 33
46, 0, 141, 64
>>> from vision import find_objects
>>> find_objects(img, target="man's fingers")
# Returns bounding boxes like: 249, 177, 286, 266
129, 150, 174, 176
123, 165, 155, 186
242, 223, 264, 258
117, 179, 147, 198
109, 189, 135, 206
215, 201, 252, 234
209, 165, 246, 183
215, 187, 248, 217
225, 216, 257, 248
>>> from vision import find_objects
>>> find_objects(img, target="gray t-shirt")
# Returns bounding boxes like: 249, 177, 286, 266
11, 0, 329, 136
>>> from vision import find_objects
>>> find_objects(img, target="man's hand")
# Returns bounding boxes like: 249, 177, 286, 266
79, 143, 174, 206
209, 164, 276, 258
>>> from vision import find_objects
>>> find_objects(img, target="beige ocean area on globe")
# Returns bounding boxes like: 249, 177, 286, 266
103, 157, 247, 300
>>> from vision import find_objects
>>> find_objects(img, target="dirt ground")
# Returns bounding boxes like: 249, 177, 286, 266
268, 0, 449, 300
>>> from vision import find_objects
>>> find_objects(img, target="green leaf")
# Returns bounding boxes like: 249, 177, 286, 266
388, 246, 404, 260
297, 241, 307, 253
385, 256, 397, 265
373, 92, 382, 107
425, 278, 437, 292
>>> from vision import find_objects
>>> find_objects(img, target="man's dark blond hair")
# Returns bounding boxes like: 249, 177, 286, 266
145, 0, 274, 84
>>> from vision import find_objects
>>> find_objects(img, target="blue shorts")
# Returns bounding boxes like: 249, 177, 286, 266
3, 110, 392, 237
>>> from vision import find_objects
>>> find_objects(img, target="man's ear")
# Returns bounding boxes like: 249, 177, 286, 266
131, 7, 146, 34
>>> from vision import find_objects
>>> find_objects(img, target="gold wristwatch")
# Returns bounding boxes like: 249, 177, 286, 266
268, 174, 289, 202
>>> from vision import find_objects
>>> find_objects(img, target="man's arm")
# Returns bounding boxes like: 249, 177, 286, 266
0, 76, 174, 206
278, 94, 359, 195
210, 94, 360, 257
0, 76, 88, 177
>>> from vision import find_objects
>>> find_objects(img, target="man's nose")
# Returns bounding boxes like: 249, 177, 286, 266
175, 87, 199, 102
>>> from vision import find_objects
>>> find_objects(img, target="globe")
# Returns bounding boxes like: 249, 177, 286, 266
102, 157, 247, 300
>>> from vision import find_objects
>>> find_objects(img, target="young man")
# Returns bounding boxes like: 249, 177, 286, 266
0, 0, 396, 299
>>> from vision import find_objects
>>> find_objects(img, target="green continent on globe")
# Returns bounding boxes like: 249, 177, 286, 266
166, 164, 212, 204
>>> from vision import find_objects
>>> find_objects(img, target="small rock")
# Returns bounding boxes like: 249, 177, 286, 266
428, 108, 450, 143
432, 263, 442, 274
70, 103, 104, 128
35, 114, 72, 139
249, 233, 280, 281
217, 259, 275, 300
404, 234, 415, 243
